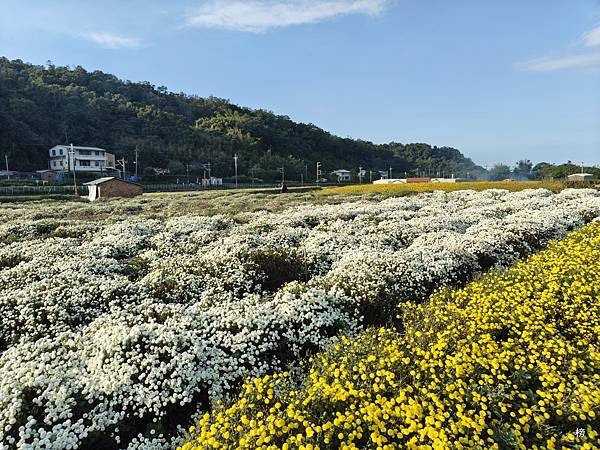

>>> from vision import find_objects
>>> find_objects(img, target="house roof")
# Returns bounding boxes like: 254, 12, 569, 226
51, 145, 109, 152
84, 177, 141, 186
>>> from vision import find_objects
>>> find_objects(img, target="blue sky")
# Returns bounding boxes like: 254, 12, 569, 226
1, 0, 599, 166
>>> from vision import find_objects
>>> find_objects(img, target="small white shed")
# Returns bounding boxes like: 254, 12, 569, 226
568, 173, 594, 181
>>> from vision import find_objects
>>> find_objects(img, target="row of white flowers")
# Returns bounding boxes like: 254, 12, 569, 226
0, 283, 359, 449
1, 188, 599, 449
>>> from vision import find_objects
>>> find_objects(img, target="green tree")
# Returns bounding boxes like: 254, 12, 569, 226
488, 163, 512, 181
513, 159, 533, 180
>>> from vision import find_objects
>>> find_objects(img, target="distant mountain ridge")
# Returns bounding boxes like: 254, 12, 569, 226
0, 57, 486, 180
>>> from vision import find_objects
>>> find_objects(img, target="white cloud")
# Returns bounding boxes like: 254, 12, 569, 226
517, 52, 600, 72
583, 24, 600, 47
517, 24, 600, 72
85, 32, 143, 49
185, 0, 388, 33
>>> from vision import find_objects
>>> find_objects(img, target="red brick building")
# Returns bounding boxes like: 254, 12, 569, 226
84, 177, 143, 201
37, 170, 59, 183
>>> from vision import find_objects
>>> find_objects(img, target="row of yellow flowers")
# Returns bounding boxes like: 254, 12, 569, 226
179, 222, 600, 449
320, 180, 566, 195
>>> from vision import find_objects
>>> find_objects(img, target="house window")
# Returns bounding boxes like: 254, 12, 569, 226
79, 160, 91, 166
59, 149, 64, 155
95, 161, 100, 166
52, 150, 56, 156
60, 161, 63, 166
53, 161, 57, 167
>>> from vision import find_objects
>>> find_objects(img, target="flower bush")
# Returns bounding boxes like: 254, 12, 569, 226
181, 222, 600, 449
0, 188, 599, 449
0, 283, 360, 449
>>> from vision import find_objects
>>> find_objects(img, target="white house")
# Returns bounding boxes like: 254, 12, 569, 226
201, 176, 223, 187
567, 173, 594, 181
332, 169, 351, 182
430, 178, 467, 183
48, 145, 116, 173
152, 167, 170, 175
373, 178, 407, 184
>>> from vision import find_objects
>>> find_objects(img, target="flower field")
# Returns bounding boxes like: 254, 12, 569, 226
320, 180, 566, 196
1, 188, 600, 449
180, 221, 600, 449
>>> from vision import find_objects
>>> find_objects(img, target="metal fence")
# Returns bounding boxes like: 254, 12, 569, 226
0, 185, 87, 196
143, 183, 280, 193
0, 183, 285, 196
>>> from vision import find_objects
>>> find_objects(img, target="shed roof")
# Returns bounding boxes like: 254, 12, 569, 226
84, 177, 141, 186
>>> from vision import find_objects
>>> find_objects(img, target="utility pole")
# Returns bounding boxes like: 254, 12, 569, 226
201, 162, 212, 185
69, 143, 77, 195
581, 161, 585, 174
186, 163, 190, 184
116, 157, 127, 179
358, 166, 363, 184
369, 170, 373, 183
134, 147, 139, 177
316, 161, 322, 186
279, 166, 285, 184
4, 154, 9, 180
234, 154, 239, 188
388, 166, 392, 180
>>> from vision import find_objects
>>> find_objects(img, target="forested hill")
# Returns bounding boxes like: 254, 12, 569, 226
0, 57, 485, 180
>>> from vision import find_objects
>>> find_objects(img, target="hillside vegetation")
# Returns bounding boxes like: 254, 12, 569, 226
0, 58, 484, 180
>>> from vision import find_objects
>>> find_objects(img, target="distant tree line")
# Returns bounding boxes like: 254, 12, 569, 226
487, 160, 600, 181
0, 58, 485, 181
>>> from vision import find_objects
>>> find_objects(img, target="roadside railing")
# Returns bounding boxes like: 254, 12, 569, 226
0, 182, 334, 196
0, 183, 282, 196
143, 183, 279, 192
0, 185, 87, 196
